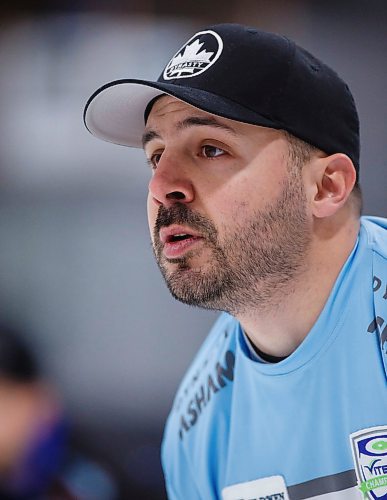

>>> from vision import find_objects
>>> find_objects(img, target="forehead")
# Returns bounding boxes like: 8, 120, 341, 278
144, 95, 282, 145
147, 95, 208, 122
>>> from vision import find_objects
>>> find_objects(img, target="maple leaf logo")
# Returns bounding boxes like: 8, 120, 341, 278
163, 31, 223, 80
171, 40, 213, 66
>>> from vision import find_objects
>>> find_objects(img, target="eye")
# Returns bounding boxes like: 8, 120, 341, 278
146, 151, 163, 169
201, 145, 225, 158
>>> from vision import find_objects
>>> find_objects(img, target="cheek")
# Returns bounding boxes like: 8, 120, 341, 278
204, 171, 281, 230
206, 178, 258, 221
222, 165, 288, 213
147, 193, 157, 240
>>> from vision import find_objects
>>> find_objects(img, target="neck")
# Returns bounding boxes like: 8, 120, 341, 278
237, 214, 360, 358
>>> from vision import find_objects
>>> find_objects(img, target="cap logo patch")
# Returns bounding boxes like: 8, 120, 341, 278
163, 30, 223, 80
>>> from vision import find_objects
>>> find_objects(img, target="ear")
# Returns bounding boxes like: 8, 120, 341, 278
311, 154, 357, 218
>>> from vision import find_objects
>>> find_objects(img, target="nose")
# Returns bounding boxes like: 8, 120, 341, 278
148, 153, 195, 207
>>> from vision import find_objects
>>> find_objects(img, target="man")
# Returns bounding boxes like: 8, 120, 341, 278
84, 24, 386, 500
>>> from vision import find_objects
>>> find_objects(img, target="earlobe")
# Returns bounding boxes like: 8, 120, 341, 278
312, 154, 357, 218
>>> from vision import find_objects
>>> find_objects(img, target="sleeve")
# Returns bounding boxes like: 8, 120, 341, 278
160, 312, 235, 499
161, 419, 202, 500
163, 453, 202, 500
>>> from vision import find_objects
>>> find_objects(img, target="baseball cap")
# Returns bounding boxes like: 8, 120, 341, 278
84, 23, 360, 174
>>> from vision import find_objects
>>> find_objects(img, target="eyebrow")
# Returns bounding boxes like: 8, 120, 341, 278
141, 115, 237, 149
142, 130, 160, 148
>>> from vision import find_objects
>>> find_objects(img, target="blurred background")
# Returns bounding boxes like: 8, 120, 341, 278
0, 0, 385, 498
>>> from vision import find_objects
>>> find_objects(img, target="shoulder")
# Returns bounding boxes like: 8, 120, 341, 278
164, 312, 238, 438
161, 313, 239, 495
360, 216, 387, 260
360, 216, 387, 379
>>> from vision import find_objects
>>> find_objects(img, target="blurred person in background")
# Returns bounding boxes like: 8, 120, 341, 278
0, 324, 118, 500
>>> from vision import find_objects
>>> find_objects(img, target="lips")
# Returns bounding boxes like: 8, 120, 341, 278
159, 225, 204, 259
159, 225, 201, 244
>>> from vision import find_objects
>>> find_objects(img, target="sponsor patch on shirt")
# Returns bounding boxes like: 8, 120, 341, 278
350, 425, 387, 499
222, 475, 289, 500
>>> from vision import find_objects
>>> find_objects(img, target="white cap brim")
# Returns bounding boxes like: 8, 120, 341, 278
84, 80, 166, 148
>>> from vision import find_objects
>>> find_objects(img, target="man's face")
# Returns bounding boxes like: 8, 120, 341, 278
144, 96, 311, 314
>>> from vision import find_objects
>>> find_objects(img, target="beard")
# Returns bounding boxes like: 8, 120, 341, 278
151, 166, 311, 315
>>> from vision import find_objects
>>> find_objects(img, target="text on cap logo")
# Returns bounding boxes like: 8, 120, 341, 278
163, 30, 223, 80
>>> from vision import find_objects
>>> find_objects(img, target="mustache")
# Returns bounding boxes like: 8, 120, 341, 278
154, 203, 217, 242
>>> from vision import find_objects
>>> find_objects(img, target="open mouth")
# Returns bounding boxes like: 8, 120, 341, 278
161, 230, 203, 259
167, 233, 192, 243
158, 225, 205, 259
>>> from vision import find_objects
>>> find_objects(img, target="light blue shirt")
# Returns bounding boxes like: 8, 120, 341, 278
162, 217, 387, 499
